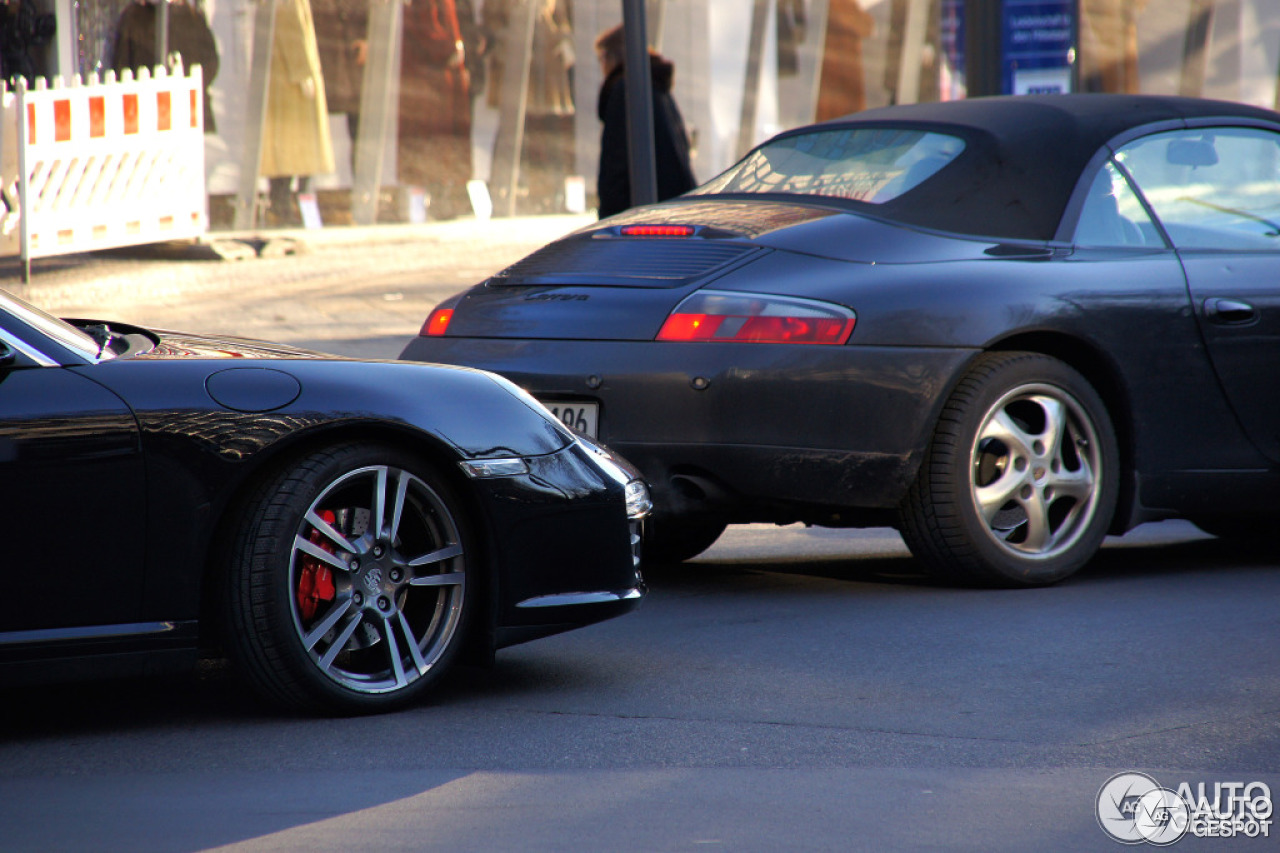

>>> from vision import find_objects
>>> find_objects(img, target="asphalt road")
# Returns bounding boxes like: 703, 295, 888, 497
3, 229, 1278, 851
1, 523, 1277, 851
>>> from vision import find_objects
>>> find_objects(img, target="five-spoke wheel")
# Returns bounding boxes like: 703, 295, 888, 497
225, 443, 472, 713
899, 352, 1119, 586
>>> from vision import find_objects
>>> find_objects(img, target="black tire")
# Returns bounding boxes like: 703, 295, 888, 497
643, 516, 728, 564
223, 442, 473, 714
898, 352, 1119, 587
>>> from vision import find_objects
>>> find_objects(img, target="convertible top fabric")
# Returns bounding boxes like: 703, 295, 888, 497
796, 94, 1280, 241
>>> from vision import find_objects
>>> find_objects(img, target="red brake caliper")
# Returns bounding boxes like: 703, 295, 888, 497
297, 509, 338, 621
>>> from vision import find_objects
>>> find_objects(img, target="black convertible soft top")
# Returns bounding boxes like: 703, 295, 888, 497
804, 94, 1280, 241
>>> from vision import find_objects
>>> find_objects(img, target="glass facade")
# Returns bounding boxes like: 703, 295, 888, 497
11, 1, 1280, 232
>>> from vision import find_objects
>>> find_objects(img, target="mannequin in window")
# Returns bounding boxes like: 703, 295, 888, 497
816, 0, 874, 118
260, 0, 335, 226
1080, 0, 1149, 94
311, 0, 367, 174
398, 0, 472, 220
0, 0, 56, 85
883, 0, 941, 106
110, 0, 220, 132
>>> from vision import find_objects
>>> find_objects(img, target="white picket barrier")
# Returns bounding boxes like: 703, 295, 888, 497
7, 64, 206, 279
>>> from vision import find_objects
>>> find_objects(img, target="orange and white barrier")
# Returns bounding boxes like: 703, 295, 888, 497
4, 64, 206, 277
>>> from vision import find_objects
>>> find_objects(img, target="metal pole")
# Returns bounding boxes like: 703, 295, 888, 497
647, 0, 666, 52
351, 0, 403, 225
735, 0, 770, 160
1180, 0, 1214, 98
963, 0, 1003, 97
490, 0, 538, 218
155, 0, 171, 67
622, 0, 657, 207
233, 0, 277, 230
806, 0, 831, 124
896, 0, 929, 104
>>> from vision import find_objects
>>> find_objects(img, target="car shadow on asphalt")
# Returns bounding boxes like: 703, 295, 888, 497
640, 524, 1276, 590
644, 553, 934, 587
1, 532, 1272, 731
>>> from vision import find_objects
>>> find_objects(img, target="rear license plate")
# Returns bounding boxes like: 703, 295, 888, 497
543, 401, 599, 438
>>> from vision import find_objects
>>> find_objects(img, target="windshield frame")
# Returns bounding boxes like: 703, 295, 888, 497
0, 288, 110, 364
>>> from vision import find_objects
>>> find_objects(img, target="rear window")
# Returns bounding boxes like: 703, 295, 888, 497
692, 128, 966, 204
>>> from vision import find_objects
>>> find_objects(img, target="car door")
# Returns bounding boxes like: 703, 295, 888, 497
0, 329, 146, 634
1116, 125, 1280, 463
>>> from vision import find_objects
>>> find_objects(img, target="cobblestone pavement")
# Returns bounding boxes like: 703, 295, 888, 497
2, 215, 593, 359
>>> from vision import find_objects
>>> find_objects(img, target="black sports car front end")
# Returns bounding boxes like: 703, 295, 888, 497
0, 290, 648, 714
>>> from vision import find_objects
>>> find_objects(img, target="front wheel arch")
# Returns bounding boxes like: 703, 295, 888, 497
200, 427, 495, 672
220, 441, 484, 713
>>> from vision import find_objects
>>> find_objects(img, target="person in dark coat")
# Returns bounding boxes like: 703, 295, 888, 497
594, 24, 695, 219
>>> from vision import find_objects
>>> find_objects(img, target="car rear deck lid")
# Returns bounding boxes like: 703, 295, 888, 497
488, 237, 762, 289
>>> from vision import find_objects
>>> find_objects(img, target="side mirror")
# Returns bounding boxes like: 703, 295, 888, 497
0, 339, 15, 367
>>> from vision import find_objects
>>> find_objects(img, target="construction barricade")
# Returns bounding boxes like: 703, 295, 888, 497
0, 64, 206, 280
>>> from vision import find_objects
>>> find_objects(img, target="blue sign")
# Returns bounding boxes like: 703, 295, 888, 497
1002, 0, 1077, 95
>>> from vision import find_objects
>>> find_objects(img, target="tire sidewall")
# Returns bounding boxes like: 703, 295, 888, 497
232, 442, 474, 714
925, 354, 1119, 585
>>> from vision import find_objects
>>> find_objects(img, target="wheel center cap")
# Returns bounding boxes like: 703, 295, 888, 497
362, 567, 383, 594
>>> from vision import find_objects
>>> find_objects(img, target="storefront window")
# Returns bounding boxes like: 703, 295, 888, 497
16, 1, 1280, 235
1081, 0, 1280, 106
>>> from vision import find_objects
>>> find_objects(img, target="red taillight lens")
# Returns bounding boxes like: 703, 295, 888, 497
659, 313, 852, 344
423, 307, 453, 337
620, 224, 695, 237
657, 291, 856, 345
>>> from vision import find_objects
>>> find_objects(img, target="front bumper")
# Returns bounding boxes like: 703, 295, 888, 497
467, 436, 646, 649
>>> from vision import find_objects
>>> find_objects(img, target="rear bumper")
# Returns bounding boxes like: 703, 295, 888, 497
403, 336, 977, 521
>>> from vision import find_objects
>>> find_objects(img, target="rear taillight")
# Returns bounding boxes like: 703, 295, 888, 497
657, 290, 855, 345
422, 307, 453, 337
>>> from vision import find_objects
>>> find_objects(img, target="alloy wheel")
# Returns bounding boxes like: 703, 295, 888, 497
969, 383, 1103, 561
289, 464, 466, 695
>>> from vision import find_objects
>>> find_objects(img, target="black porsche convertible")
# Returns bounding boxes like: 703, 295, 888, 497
0, 290, 648, 713
402, 93, 1280, 587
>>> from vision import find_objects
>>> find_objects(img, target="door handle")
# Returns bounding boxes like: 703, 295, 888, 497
1204, 298, 1259, 325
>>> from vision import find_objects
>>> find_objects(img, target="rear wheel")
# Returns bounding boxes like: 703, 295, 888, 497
898, 352, 1119, 587
224, 443, 473, 714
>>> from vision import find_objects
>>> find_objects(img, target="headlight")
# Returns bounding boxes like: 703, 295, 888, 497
458, 457, 529, 478
624, 479, 653, 520
576, 436, 652, 520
